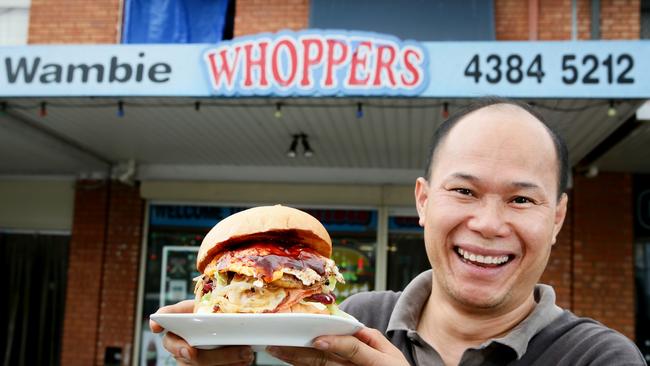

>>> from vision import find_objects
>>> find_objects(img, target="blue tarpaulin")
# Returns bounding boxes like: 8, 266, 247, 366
122, 0, 230, 43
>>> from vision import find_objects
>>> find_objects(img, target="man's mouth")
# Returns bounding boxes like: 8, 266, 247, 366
454, 246, 514, 268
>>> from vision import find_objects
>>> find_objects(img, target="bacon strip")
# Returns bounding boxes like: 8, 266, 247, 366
272, 285, 322, 312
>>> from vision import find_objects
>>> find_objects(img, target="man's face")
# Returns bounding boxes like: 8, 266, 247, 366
415, 104, 567, 313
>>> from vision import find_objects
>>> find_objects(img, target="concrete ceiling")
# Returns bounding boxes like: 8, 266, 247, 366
0, 97, 644, 184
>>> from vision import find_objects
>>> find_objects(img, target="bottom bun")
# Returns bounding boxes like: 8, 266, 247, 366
280, 302, 330, 315
193, 299, 330, 315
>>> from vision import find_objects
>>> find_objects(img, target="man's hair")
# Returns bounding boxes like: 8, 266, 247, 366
423, 97, 569, 200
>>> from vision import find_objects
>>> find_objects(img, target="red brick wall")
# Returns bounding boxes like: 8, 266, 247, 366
96, 182, 144, 365
572, 173, 635, 339
495, 0, 635, 41
60, 180, 109, 366
577, 0, 593, 39
537, 0, 572, 40
495, 0, 529, 40
600, 0, 640, 39
234, 0, 309, 37
541, 191, 573, 310
28, 0, 121, 44
60, 181, 143, 366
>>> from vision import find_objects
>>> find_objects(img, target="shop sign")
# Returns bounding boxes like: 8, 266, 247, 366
150, 204, 377, 232
2, 37, 650, 98
150, 205, 247, 228
203, 30, 428, 96
388, 216, 423, 233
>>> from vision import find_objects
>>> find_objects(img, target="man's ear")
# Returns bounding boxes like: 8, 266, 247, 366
551, 193, 568, 245
415, 177, 429, 227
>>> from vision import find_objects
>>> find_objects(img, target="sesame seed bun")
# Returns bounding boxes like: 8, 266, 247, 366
197, 205, 332, 273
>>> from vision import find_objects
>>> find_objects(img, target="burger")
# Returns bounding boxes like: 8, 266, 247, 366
193, 205, 345, 315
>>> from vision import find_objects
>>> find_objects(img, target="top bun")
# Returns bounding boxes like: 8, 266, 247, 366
197, 205, 332, 273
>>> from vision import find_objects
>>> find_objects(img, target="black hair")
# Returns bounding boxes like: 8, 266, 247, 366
423, 97, 569, 200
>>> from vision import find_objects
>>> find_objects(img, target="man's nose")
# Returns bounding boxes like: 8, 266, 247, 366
466, 199, 511, 238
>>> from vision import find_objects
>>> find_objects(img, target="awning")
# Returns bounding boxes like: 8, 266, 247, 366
0, 97, 643, 183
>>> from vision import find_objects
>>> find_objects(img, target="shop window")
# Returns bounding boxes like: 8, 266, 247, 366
0, 232, 69, 366
386, 215, 428, 292
309, 0, 495, 41
139, 204, 377, 365
122, 0, 235, 44
0, 0, 30, 45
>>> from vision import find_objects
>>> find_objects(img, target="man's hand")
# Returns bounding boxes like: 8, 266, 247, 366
266, 327, 409, 366
149, 300, 254, 366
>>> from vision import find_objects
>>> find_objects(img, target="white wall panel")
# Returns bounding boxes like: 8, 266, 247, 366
0, 0, 30, 45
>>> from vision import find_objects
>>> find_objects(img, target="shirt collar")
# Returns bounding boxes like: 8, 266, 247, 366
386, 270, 433, 333
385, 270, 564, 359
489, 284, 564, 359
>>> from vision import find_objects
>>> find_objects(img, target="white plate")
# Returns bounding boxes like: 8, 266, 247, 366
150, 313, 364, 350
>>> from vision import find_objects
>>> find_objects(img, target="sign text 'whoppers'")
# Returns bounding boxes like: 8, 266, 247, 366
202, 31, 429, 96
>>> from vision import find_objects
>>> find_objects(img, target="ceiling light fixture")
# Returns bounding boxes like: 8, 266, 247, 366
117, 100, 125, 117
442, 102, 449, 119
301, 133, 314, 158
275, 103, 283, 118
608, 100, 617, 117
40, 102, 47, 117
286, 134, 299, 158
286, 133, 315, 158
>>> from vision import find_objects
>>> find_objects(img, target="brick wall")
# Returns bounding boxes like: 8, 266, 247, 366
540, 191, 573, 310
234, 0, 309, 37
495, 0, 639, 41
28, 0, 121, 44
573, 173, 635, 339
60, 180, 109, 366
96, 182, 144, 365
600, 0, 640, 39
541, 174, 636, 340
495, 0, 529, 40
60, 181, 144, 366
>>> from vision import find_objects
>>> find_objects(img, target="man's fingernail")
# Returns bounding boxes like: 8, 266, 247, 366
179, 347, 191, 361
313, 340, 330, 350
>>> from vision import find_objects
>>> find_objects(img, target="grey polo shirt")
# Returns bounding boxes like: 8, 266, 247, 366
340, 270, 645, 366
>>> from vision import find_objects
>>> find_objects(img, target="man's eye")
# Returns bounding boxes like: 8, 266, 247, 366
512, 196, 533, 204
453, 188, 473, 196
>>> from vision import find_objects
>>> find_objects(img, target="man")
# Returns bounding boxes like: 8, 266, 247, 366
151, 98, 645, 365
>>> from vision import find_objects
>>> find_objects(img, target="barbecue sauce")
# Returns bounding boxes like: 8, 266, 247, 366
217, 242, 327, 282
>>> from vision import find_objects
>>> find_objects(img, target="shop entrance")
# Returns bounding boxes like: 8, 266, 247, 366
0, 232, 69, 366
386, 215, 428, 292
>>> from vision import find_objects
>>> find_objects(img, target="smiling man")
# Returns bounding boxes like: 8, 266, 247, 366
408, 99, 570, 365
151, 98, 645, 366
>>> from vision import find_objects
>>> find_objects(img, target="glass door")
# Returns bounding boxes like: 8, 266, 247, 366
386, 215, 428, 292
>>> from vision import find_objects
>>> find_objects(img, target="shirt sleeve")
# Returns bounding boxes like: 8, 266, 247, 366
339, 291, 401, 333
576, 329, 646, 366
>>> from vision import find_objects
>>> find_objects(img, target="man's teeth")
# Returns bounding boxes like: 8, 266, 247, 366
457, 247, 509, 265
